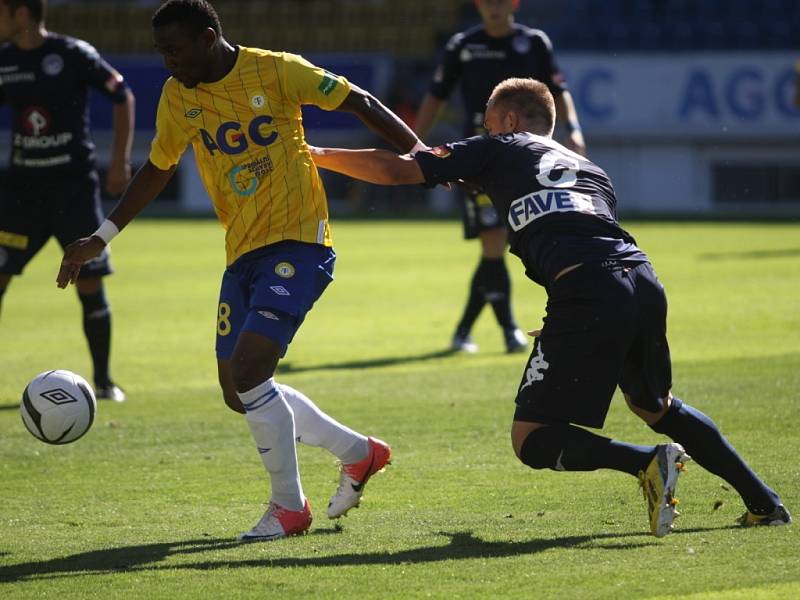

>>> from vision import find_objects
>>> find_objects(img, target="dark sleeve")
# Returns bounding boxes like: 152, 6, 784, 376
428, 33, 463, 100
531, 30, 567, 96
72, 39, 129, 103
414, 135, 494, 187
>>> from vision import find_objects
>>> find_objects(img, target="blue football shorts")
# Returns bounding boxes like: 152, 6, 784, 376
513, 261, 672, 429
215, 240, 335, 359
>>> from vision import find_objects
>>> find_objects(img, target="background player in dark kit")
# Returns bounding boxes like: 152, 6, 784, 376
414, 0, 585, 355
310, 78, 790, 536
0, 0, 134, 401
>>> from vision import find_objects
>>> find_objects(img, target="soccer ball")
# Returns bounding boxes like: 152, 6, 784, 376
20, 370, 97, 444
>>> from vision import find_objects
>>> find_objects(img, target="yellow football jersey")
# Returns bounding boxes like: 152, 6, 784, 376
149, 47, 351, 265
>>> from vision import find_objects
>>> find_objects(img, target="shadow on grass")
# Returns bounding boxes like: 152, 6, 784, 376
698, 247, 800, 261
280, 348, 458, 374
0, 404, 19, 412
0, 526, 737, 583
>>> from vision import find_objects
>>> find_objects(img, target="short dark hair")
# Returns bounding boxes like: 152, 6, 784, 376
152, 0, 222, 37
1, 0, 46, 23
488, 78, 556, 134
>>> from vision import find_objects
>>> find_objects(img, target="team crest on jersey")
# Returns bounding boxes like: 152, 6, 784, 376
274, 262, 295, 279
184, 108, 202, 119
431, 145, 451, 159
512, 35, 531, 54
41, 54, 64, 76
251, 94, 265, 109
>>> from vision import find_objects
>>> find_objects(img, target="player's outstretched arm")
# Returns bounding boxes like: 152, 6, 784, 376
336, 84, 425, 154
310, 146, 424, 186
57, 161, 176, 288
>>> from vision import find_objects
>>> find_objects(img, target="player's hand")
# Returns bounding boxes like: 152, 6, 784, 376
527, 329, 542, 338
564, 130, 587, 157
57, 236, 105, 288
105, 161, 132, 196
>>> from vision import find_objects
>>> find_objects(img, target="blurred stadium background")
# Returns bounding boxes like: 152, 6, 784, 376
2, 0, 799, 217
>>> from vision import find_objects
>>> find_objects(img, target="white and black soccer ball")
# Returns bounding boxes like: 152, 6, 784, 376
20, 370, 97, 444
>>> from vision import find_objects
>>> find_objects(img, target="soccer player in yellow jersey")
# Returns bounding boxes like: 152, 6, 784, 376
57, 0, 426, 541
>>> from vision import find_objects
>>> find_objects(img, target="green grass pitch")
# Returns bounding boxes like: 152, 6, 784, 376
1, 219, 798, 599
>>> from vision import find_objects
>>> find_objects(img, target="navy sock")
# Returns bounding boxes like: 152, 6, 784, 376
519, 424, 656, 476
79, 289, 112, 386
456, 259, 488, 334
651, 398, 780, 514
483, 257, 516, 331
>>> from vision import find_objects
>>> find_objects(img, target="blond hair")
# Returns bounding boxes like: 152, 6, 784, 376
488, 78, 556, 135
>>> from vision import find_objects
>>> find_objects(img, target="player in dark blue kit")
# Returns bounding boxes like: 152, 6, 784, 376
415, 0, 585, 355
311, 78, 791, 536
0, 0, 134, 401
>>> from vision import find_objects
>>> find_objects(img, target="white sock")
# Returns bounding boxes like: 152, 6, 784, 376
279, 383, 369, 465
239, 379, 304, 511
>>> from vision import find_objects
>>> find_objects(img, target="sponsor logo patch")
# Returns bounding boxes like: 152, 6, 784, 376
258, 310, 280, 321
519, 342, 549, 391
318, 72, 339, 96
507, 190, 596, 232
184, 108, 202, 119
274, 262, 295, 278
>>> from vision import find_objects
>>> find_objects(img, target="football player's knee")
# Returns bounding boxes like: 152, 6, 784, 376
229, 355, 261, 391
625, 392, 670, 425
222, 389, 245, 414
517, 428, 558, 470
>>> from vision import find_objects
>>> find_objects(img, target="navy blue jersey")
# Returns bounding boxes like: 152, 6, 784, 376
415, 133, 648, 286
429, 24, 566, 136
0, 33, 128, 176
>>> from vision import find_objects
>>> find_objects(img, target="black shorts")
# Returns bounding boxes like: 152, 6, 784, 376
513, 261, 672, 429
461, 190, 504, 239
0, 171, 112, 278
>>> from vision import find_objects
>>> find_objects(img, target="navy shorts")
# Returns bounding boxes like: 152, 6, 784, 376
513, 261, 672, 429
0, 171, 111, 278
215, 240, 335, 360
461, 190, 504, 239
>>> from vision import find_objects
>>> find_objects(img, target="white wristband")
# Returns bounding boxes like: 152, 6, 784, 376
93, 219, 120, 245
409, 140, 428, 155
